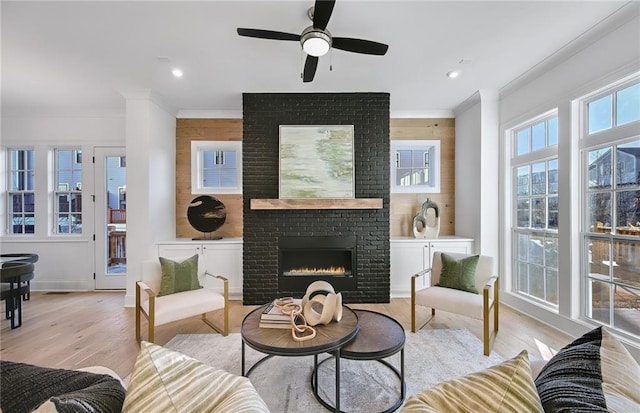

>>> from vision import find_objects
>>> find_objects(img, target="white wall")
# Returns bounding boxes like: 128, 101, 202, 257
122, 93, 176, 306
454, 100, 482, 244
454, 91, 500, 274
498, 9, 640, 358
0, 114, 125, 290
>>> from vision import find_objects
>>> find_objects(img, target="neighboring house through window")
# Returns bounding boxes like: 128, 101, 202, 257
54, 148, 83, 234
191, 141, 242, 194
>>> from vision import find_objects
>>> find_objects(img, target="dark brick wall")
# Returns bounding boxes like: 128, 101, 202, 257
242, 93, 390, 304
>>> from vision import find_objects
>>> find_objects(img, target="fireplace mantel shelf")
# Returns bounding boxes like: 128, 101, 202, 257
250, 198, 383, 210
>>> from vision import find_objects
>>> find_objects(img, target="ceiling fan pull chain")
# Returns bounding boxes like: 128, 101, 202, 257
330, 49, 333, 71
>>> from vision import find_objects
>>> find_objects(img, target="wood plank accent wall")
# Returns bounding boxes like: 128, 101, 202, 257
390, 118, 455, 237
175, 117, 454, 239
175, 119, 243, 238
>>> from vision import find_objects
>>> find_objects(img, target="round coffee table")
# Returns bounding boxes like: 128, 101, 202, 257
241, 304, 359, 412
312, 309, 406, 413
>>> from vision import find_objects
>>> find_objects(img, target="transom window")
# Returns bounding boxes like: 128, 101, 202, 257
7, 149, 35, 234
588, 82, 640, 134
191, 141, 242, 194
54, 148, 83, 234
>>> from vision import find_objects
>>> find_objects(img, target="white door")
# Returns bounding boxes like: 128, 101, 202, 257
94, 147, 126, 289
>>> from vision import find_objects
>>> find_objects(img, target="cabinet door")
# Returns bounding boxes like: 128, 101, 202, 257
200, 244, 242, 298
426, 241, 474, 268
158, 245, 202, 261
390, 242, 428, 297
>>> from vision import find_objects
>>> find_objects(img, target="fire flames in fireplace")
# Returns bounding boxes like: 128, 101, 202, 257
284, 266, 349, 276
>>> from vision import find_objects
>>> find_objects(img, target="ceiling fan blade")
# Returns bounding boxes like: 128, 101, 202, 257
302, 55, 319, 83
312, 0, 335, 30
332, 37, 389, 55
237, 28, 300, 41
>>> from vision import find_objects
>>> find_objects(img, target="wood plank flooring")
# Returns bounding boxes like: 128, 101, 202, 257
0, 292, 573, 378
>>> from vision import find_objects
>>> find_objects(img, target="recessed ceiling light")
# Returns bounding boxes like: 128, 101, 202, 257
172, 68, 183, 78
446, 70, 460, 79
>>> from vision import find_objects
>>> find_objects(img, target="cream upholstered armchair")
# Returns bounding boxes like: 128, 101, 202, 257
411, 252, 498, 356
136, 258, 228, 343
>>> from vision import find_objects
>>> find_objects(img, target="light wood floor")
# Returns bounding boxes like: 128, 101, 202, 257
0, 292, 573, 378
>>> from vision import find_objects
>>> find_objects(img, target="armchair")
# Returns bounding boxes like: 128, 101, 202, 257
136, 259, 228, 343
411, 252, 498, 355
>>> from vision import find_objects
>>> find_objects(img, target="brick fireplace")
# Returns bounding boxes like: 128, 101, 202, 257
242, 92, 390, 305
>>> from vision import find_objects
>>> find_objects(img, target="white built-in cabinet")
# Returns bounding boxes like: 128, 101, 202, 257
390, 236, 475, 298
157, 238, 243, 299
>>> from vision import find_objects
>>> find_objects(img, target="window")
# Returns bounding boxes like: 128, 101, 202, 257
588, 81, 640, 134
191, 141, 242, 194
390, 140, 441, 193
54, 149, 82, 234
582, 79, 640, 338
510, 113, 559, 306
7, 149, 36, 234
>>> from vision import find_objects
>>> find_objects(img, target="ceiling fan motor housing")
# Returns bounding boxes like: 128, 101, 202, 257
301, 26, 332, 56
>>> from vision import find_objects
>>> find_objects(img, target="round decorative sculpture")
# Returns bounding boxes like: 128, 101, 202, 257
412, 198, 440, 239
187, 195, 226, 239
301, 280, 343, 326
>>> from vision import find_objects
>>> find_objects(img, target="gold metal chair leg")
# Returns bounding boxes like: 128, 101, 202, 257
202, 312, 227, 336
135, 283, 141, 342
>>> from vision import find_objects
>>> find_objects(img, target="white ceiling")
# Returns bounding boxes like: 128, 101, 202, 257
1, 1, 631, 117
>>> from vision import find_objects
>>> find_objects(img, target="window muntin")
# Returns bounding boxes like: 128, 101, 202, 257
7, 149, 35, 234
390, 140, 441, 193
511, 113, 559, 307
54, 149, 82, 234
191, 141, 242, 194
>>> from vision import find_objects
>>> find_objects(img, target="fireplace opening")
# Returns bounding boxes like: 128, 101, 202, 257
278, 235, 357, 292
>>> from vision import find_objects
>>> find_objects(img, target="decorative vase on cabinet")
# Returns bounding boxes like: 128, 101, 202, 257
412, 199, 440, 239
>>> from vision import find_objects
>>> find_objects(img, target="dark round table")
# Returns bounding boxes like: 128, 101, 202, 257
241, 304, 359, 412
312, 309, 406, 413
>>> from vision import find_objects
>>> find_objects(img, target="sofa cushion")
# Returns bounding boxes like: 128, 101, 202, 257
534, 326, 640, 412
401, 350, 543, 412
123, 341, 269, 413
0, 360, 125, 413
435, 253, 479, 294
158, 254, 201, 297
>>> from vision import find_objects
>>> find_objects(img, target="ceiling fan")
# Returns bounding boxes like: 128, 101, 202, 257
237, 0, 389, 82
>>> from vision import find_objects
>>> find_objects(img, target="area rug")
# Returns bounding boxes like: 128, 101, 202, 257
165, 329, 505, 412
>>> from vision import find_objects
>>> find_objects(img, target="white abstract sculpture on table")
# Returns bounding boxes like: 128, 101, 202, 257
413, 199, 440, 239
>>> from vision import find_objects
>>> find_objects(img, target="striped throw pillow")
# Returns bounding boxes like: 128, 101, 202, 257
401, 350, 543, 413
534, 326, 640, 412
122, 341, 270, 413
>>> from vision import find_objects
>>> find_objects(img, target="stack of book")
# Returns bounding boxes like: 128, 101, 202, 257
259, 298, 302, 329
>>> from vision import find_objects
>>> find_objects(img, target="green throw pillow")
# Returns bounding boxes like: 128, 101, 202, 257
158, 255, 201, 297
435, 253, 479, 294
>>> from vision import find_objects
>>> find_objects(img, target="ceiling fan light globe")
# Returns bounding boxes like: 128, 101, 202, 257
303, 37, 330, 57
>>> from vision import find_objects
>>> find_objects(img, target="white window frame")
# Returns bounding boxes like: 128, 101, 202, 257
53, 148, 83, 235
6, 147, 36, 235
191, 141, 242, 195
390, 140, 441, 193
509, 110, 560, 308
578, 73, 640, 339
